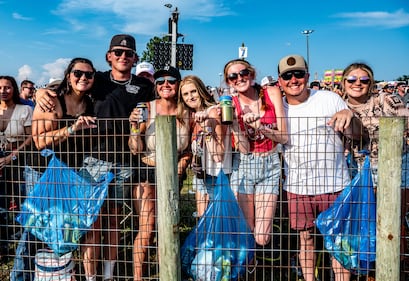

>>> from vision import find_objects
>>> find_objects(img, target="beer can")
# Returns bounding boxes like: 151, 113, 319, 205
136, 102, 148, 123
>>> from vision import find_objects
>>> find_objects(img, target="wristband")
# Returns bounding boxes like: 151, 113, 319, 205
67, 126, 75, 135
204, 126, 213, 142
131, 127, 140, 135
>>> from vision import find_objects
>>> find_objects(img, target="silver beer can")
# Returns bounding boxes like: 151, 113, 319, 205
136, 102, 148, 123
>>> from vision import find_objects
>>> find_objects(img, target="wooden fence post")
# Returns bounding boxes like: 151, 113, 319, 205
156, 115, 181, 281
377, 117, 404, 280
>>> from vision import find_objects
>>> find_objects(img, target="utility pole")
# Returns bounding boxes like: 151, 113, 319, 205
301, 29, 314, 67
169, 7, 179, 67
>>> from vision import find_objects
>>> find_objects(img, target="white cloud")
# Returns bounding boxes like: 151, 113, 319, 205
333, 9, 409, 29
12, 12, 32, 21
53, 0, 233, 36
37, 58, 71, 86
17, 65, 33, 82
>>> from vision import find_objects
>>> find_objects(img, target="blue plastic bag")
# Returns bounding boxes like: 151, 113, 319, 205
346, 151, 358, 179
16, 149, 114, 255
181, 171, 255, 281
315, 151, 376, 274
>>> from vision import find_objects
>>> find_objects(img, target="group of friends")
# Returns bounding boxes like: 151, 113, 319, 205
1, 32, 409, 281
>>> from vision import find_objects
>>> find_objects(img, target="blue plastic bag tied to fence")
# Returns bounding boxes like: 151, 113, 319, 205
315, 151, 376, 274
181, 171, 255, 281
16, 149, 114, 255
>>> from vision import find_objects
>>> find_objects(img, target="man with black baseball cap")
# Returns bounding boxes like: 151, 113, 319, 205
35, 34, 155, 281
81, 34, 155, 281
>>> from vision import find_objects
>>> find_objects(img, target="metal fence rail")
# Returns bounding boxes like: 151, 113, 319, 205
0, 117, 407, 281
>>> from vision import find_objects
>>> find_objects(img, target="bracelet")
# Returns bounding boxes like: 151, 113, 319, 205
67, 126, 75, 135
131, 127, 140, 135
204, 126, 213, 142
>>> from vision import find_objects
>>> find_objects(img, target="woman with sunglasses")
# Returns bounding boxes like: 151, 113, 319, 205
342, 62, 409, 274
128, 66, 191, 281
31, 57, 97, 280
342, 62, 409, 184
223, 59, 288, 249
32, 57, 96, 163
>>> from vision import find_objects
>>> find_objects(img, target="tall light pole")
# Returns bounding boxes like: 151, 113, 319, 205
301, 29, 314, 68
165, 4, 179, 67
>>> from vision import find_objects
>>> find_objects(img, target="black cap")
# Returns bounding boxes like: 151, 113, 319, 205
310, 81, 320, 88
154, 65, 181, 81
109, 34, 136, 51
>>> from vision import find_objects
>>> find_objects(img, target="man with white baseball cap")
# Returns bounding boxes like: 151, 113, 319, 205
135, 61, 155, 83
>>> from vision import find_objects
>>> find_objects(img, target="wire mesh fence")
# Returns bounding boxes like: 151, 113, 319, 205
0, 117, 408, 281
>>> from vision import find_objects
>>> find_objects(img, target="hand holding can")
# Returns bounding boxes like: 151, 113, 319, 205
136, 102, 148, 123
219, 95, 233, 125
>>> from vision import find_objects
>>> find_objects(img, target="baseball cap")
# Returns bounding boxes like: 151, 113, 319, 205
46, 78, 62, 90
310, 81, 320, 88
278, 54, 308, 75
260, 76, 276, 87
109, 34, 136, 51
135, 62, 155, 76
154, 65, 181, 81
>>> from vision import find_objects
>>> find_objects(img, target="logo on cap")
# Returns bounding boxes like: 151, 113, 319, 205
119, 39, 128, 47
287, 57, 296, 66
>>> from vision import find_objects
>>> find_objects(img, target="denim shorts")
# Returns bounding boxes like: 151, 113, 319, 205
402, 152, 409, 189
195, 153, 240, 199
194, 174, 231, 201
230, 151, 281, 195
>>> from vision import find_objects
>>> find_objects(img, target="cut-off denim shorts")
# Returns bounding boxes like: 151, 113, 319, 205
230, 151, 281, 195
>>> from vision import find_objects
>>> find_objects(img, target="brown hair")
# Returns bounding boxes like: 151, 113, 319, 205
0, 75, 21, 104
57, 57, 96, 96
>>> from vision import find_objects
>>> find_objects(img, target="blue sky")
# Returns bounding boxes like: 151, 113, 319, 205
1, 0, 408, 88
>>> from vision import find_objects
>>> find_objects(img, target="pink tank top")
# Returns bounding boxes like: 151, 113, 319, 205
232, 89, 277, 153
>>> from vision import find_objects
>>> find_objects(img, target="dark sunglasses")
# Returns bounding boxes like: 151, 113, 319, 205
71, 70, 95, 79
227, 69, 251, 82
155, 76, 177, 85
110, 49, 135, 58
345, 76, 370, 85
280, 70, 306, 81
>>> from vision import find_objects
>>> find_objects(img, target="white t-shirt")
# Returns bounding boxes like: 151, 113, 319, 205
0, 104, 32, 150
282, 90, 351, 195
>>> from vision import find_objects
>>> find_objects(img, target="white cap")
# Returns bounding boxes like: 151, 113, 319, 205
135, 62, 155, 76
260, 75, 276, 87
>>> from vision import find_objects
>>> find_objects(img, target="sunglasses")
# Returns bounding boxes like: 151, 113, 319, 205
345, 76, 370, 85
71, 70, 95, 79
155, 76, 178, 85
227, 69, 251, 82
110, 49, 135, 58
280, 70, 306, 81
